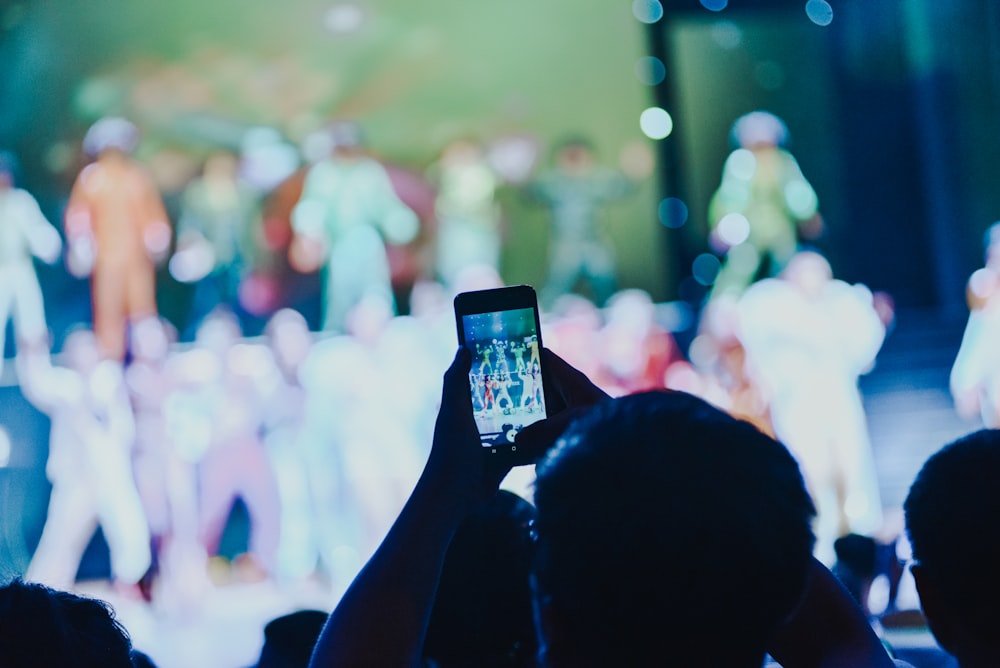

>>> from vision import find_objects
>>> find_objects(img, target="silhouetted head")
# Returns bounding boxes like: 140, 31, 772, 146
905, 429, 1000, 667
423, 491, 538, 668
255, 609, 329, 668
531, 391, 815, 668
0, 579, 133, 668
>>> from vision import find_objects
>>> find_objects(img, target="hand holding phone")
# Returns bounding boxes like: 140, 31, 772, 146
454, 285, 551, 465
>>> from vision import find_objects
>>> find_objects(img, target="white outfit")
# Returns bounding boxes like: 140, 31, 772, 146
0, 188, 61, 366
737, 278, 885, 563
951, 278, 1000, 427
21, 355, 151, 587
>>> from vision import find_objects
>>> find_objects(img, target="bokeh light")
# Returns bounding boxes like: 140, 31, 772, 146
692, 253, 723, 286
717, 212, 751, 246
700, 0, 729, 11
324, 3, 366, 34
727, 148, 757, 180
635, 56, 667, 86
632, 0, 664, 24
658, 197, 689, 228
805, 0, 834, 26
711, 21, 742, 49
639, 107, 673, 140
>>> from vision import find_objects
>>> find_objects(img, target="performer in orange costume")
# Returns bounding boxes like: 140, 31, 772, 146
65, 118, 171, 360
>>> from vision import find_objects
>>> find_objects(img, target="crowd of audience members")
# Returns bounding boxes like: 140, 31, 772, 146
2, 333, 998, 667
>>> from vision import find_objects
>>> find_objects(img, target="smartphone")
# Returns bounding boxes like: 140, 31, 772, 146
454, 285, 549, 463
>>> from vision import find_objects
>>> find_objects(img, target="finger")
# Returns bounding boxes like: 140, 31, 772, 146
441, 348, 474, 410
515, 406, 589, 458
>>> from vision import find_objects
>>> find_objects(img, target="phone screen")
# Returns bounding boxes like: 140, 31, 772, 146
461, 307, 547, 447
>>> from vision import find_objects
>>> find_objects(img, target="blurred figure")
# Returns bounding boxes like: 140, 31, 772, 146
169, 150, 261, 335
187, 309, 281, 580
709, 111, 820, 298
20, 329, 151, 592
290, 120, 418, 332
595, 289, 682, 396
297, 294, 424, 593
125, 317, 206, 607
65, 117, 171, 360
528, 137, 636, 308
430, 138, 502, 288
737, 251, 886, 564
544, 293, 604, 382
951, 222, 1000, 427
259, 308, 321, 583
0, 151, 62, 373
680, 295, 774, 436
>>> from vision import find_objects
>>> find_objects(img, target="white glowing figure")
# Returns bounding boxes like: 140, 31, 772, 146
21, 330, 152, 590
737, 252, 886, 564
951, 223, 1000, 427
0, 160, 61, 373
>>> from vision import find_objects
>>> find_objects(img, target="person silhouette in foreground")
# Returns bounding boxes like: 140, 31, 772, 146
904, 429, 1000, 668
308, 348, 902, 667
0, 578, 150, 668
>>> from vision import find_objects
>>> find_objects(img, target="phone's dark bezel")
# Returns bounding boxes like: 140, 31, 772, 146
454, 285, 552, 464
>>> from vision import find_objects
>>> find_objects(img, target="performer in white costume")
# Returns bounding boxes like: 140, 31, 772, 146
20, 329, 151, 591
737, 252, 886, 564
126, 318, 208, 607
0, 153, 62, 374
951, 222, 1000, 427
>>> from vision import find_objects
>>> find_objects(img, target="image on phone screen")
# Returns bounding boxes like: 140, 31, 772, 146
461, 307, 547, 447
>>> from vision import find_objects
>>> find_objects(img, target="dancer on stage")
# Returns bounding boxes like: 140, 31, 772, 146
290, 121, 418, 332
430, 138, 502, 288
0, 152, 62, 374
709, 111, 821, 298
186, 309, 281, 579
951, 222, 1000, 427
65, 117, 171, 361
169, 150, 261, 334
126, 317, 207, 607
528, 137, 636, 308
737, 251, 886, 564
21, 329, 151, 593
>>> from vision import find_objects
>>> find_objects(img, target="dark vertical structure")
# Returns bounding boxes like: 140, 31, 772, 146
643, 17, 690, 301
647, 0, 982, 311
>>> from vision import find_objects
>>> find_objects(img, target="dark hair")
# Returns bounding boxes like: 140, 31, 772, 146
0, 578, 133, 668
532, 391, 816, 667
423, 491, 538, 668
904, 429, 1000, 644
256, 609, 329, 668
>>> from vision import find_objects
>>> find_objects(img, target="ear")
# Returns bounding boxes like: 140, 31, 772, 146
911, 564, 961, 656
531, 578, 575, 668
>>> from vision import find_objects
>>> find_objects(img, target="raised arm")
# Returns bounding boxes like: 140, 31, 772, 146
767, 558, 897, 668
309, 349, 507, 668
